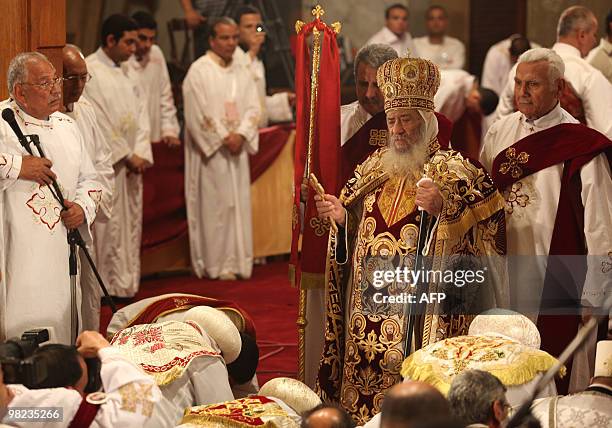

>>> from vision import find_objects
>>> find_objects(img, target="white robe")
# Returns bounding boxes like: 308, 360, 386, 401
0, 100, 100, 344
587, 38, 612, 84
65, 96, 115, 332
84, 48, 152, 297
234, 47, 293, 127
3, 347, 162, 428
493, 43, 612, 139
340, 100, 371, 146
413, 36, 465, 70
530, 385, 612, 428
480, 104, 612, 391
183, 51, 261, 279
435, 69, 475, 122
128, 45, 180, 142
365, 26, 418, 57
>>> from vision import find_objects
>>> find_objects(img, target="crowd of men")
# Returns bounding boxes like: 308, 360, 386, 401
0, 1, 610, 427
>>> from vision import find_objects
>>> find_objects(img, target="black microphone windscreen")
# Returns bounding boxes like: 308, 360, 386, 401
2, 108, 15, 123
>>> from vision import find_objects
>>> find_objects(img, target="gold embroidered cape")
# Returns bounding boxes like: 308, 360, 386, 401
315, 146, 508, 424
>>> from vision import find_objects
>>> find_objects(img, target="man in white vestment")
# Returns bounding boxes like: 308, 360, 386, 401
84, 14, 153, 298
481, 35, 535, 96
480, 48, 612, 393
414, 5, 465, 70
2, 331, 161, 427
233, 5, 294, 127
129, 11, 181, 147
494, 6, 612, 138
62, 44, 115, 333
0, 52, 101, 344
183, 17, 261, 280
365, 3, 418, 57
531, 340, 612, 428
586, 10, 612, 84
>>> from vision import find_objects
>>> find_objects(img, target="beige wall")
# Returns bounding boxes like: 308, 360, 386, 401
527, 0, 610, 47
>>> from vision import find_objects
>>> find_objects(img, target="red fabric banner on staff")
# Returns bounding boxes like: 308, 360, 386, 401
289, 16, 341, 290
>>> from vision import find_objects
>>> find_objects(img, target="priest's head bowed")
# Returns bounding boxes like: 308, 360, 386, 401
513, 48, 565, 121
7, 52, 62, 120
376, 57, 441, 175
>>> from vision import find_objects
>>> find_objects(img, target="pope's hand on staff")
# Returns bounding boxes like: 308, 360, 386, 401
314, 194, 346, 227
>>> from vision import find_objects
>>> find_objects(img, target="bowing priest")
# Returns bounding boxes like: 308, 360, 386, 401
314, 56, 508, 424
480, 48, 612, 393
0, 52, 101, 344
84, 14, 153, 298
183, 17, 261, 280
62, 44, 115, 332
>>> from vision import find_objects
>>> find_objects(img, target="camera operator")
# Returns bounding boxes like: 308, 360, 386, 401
233, 5, 295, 127
2, 331, 161, 427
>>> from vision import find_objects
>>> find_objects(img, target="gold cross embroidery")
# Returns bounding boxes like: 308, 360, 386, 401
119, 383, 155, 417
309, 216, 331, 237
499, 147, 529, 179
369, 129, 388, 147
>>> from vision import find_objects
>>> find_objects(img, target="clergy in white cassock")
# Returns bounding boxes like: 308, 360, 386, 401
183, 17, 261, 280
0, 52, 101, 345
234, 5, 294, 127
494, 6, 612, 139
84, 14, 153, 298
62, 44, 115, 332
365, 3, 418, 57
480, 48, 612, 393
129, 11, 181, 147
2, 331, 162, 427
413, 5, 465, 70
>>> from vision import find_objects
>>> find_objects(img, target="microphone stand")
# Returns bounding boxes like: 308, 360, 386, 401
26, 134, 118, 343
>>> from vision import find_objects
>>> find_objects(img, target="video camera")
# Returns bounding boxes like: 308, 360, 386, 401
0, 328, 49, 387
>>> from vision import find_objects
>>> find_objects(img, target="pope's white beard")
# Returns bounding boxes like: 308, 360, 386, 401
381, 130, 428, 178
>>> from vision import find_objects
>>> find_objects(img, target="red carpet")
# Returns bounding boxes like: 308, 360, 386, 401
99, 261, 298, 385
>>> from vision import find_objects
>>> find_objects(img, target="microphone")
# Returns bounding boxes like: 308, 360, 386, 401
2, 108, 33, 155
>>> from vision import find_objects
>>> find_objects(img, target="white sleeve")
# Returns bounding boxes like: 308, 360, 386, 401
453, 39, 466, 70
492, 65, 517, 121
157, 52, 181, 139
582, 70, 612, 139
580, 154, 612, 307
183, 71, 229, 158
88, 111, 115, 221
236, 76, 261, 155
0, 153, 22, 191
94, 346, 162, 427
132, 89, 153, 164
264, 93, 293, 123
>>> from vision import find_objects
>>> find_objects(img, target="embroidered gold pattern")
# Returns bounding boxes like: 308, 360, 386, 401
119, 383, 155, 416
499, 147, 529, 179
602, 251, 612, 274
310, 216, 331, 237
368, 129, 388, 147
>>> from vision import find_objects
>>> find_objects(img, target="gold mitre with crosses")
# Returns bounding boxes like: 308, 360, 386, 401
376, 56, 441, 112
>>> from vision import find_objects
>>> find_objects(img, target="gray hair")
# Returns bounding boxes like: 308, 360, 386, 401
517, 48, 565, 89
448, 370, 507, 426
557, 6, 596, 37
209, 17, 237, 38
354, 43, 398, 79
7, 52, 52, 97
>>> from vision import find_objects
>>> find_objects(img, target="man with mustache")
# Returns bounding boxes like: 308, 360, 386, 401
480, 47, 612, 393
314, 57, 508, 424
0, 52, 101, 344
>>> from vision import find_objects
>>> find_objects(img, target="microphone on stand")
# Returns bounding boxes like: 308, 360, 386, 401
2, 108, 33, 155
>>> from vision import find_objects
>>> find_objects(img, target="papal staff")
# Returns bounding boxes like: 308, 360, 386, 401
290, 5, 341, 382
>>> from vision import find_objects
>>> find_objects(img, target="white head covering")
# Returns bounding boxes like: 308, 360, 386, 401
259, 377, 322, 415
418, 109, 439, 151
594, 340, 612, 378
183, 306, 242, 363
468, 309, 541, 349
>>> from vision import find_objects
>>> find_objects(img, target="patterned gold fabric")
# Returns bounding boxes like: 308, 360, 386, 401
400, 334, 565, 395
316, 147, 508, 424
376, 57, 441, 112
180, 396, 300, 427
111, 321, 222, 386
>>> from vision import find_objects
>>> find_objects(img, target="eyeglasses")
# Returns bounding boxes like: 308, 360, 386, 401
21, 76, 63, 90
62, 73, 93, 83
